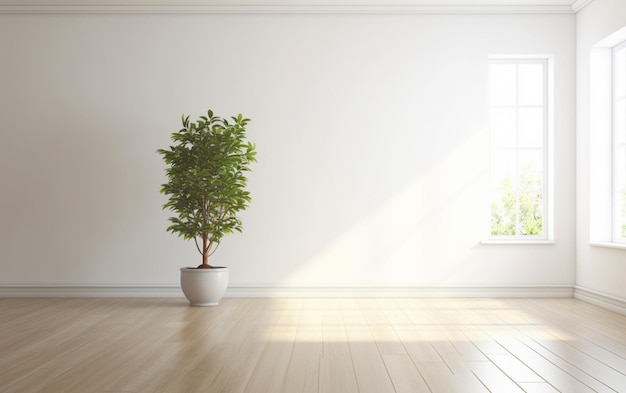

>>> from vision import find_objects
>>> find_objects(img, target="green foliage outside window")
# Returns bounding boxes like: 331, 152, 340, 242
490, 159, 543, 236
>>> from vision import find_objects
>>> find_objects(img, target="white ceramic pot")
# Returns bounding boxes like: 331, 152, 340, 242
180, 267, 229, 306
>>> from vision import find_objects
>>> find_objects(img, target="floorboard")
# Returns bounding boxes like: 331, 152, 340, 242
0, 297, 624, 392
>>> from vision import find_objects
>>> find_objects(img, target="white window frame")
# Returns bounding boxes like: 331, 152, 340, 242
612, 41, 626, 244
487, 56, 553, 242
589, 27, 626, 250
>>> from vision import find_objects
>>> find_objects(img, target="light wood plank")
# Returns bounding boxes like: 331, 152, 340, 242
418, 361, 489, 393
417, 362, 461, 393
1, 297, 625, 393
581, 345, 626, 374
364, 301, 407, 356
469, 361, 525, 393
487, 354, 543, 383
516, 327, 623, 393
518, 382, 561, 392
459, 326, 509, 355
243, 323, 297, 393
343, 307, 396, 393
383, 354, 430, 393
319, 310, 359, 393
493, 336, 597, 393
444, 327, 488, 362
282, 322, 323, 393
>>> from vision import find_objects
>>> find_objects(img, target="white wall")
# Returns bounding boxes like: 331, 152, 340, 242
0, 10, 575, 288
576, 0, 626, 299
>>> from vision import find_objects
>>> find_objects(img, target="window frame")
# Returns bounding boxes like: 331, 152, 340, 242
612, 41, 626, 244
487, 56, 553, 242
588, 27, 626, 250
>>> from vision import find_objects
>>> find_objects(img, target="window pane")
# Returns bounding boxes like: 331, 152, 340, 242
614, 47, 626, 242
616, 48, 625, 98
490, 190, 516, 236
488, 57, 549, 240
519, 191, 543, 236
615, 190, 626, 240
491, 150, 516, 191
491, 107, 516, 147
616, 98, 626, 145
615, 145, 626, 190
621, 191, 626, 239
518, 64, 544, 105
490, 64, 516, 106
519, 108, 544, 148
519, 150, 543, 191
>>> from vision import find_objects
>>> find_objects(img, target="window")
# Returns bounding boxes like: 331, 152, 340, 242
613, 42, 626, 243
589, 27, 626, 249
488, 57, 551, 240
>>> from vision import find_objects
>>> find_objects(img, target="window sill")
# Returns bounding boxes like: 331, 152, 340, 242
588, 242, 626, 250
480, 240, 555, 245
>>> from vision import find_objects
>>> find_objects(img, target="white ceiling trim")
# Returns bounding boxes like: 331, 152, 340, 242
570, 0, 594, 12
0, 1, 584, 15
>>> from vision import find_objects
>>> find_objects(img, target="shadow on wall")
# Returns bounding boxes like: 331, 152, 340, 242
0, 111, 161, 283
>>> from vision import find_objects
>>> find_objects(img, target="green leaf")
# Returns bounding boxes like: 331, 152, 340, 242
158, 109, 256, 263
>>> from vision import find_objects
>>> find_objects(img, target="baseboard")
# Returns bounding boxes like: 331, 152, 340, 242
0, 284, 575, 299
4, 285, 624, 315
0, 285, 182, 298
226, 285, 575, 298
574, 286, 626, 315
0, 284, 574, 299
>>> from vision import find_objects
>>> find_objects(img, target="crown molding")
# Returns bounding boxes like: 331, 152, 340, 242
0, 1, 579, 14
570, 0, 594, 12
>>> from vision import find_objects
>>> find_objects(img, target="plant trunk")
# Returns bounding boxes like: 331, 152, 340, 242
198, 234, 213, 269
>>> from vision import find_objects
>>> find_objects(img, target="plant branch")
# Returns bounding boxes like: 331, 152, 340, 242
193, 237, 203, 255
208, 241, 220, 257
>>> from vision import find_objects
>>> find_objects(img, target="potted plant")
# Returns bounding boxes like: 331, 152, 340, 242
158, 110, 256, 306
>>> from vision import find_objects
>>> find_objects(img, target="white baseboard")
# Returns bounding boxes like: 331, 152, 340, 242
225, 285, 575, 298
574, 286, 626, 315
0, 285, 182, 298
3, 285, 624, 315
0, 284, 575, 299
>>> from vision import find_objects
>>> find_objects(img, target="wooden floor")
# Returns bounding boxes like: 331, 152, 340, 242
0, 298, 625, 393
